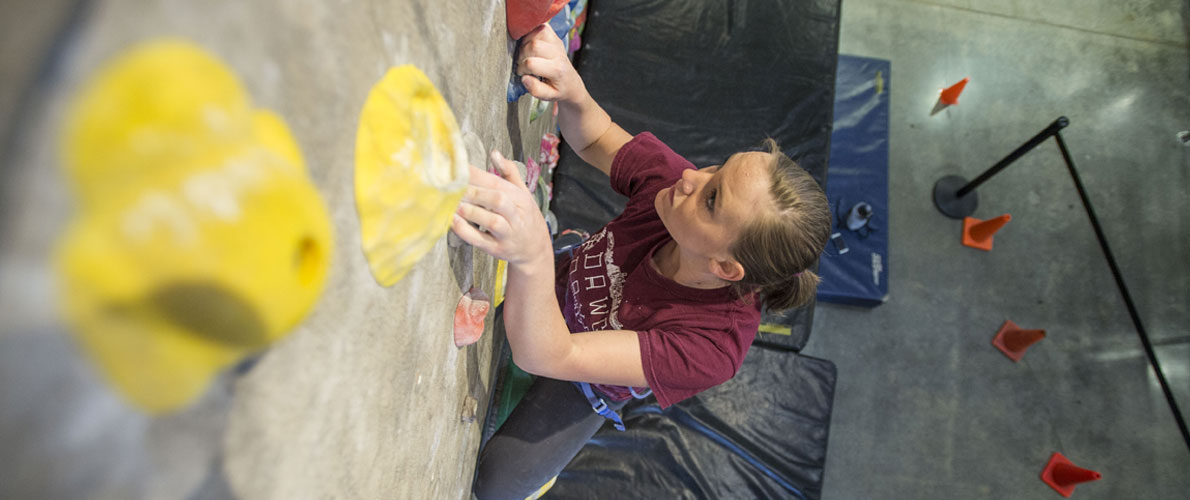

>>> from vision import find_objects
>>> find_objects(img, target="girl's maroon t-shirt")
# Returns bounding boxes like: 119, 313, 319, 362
554, 132, 761, 408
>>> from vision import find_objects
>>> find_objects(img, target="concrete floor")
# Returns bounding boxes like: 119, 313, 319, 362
2, 0, 1187, 499
808, 0, 1190, 499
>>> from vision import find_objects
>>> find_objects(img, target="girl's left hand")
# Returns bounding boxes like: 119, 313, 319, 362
451, 150, 553, 267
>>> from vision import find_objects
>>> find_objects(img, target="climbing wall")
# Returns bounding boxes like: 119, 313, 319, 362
0, 0, 563, 498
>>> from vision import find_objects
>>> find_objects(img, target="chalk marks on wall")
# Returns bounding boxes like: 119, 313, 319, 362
56, 40, 333, 414
354, 65, 468, 287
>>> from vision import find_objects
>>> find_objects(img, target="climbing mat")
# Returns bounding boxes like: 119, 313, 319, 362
815, 55, 891, 307
542, 0, 843, 498
550, 347, 836, 499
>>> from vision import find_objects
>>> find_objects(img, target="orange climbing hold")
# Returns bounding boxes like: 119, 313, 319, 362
940, 77, 969, 106
992, 320, 1046, 362
454, 287, 491, 347
962, 214, 1011, 251
506, 0, 568, 40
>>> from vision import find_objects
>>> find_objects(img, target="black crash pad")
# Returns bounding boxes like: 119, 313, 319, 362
549, 347, 837, 500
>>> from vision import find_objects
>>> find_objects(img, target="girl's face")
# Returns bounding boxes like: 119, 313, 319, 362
654, 152, 776, 263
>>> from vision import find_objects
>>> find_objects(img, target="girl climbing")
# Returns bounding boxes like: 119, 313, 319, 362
451, 24, 831, 500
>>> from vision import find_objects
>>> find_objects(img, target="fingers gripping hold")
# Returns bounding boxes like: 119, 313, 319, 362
451, 212, 493, 249
451, 148, 551, 265
456, 201, 509, 238
516, 57, 554, 82
514, 24, 571, 102
451, 152, 520, 248
490, 150, 525, 187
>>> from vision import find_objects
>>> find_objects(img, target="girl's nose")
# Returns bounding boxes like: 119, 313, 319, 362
679, 168, 702, 194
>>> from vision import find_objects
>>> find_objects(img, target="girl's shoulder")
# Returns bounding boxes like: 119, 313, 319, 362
611, 133, 695, 198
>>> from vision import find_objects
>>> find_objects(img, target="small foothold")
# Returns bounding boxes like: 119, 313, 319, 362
461, 130, 487, 171
529, 96, 551, 122
539, 133, 560, 175
460, 395, 479, 424
525, 157, 541, 193
545, 210, 558, 235
453, 287, 491, 347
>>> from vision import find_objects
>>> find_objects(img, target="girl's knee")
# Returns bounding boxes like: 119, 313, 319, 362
473, 443, 563, 500
472, 462, 534, 500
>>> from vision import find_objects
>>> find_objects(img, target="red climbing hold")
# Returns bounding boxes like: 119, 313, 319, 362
506, 0, 569, 40
454, 287, 491, 347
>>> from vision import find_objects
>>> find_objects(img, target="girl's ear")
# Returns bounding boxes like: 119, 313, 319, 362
711, 259, 746, 282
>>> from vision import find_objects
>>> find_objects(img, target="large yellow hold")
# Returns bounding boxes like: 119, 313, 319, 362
56, 40, 332, 414
354, 65, 468, 287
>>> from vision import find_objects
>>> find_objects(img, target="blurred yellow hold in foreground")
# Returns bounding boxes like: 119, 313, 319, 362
56, 40, 332, 414
354, 65, 468, 287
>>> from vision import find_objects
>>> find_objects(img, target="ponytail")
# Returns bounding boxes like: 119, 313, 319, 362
757, 269, 821, 311
729, 139, 831, 313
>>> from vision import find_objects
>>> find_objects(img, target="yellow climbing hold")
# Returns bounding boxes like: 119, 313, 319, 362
61, 40, 253, 203
56, 39, 332, 414
493, 259, 508, 307
354, 64, 468, 287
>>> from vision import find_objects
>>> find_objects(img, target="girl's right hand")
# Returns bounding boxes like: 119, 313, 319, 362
516, 24, 585, 104
451, 151, 553, 268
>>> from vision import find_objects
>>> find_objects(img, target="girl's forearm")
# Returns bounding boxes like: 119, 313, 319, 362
557, 91, 613, 159
502, 254, 573, 376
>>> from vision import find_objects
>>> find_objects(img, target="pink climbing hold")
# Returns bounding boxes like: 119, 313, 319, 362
539, 133, 560, 173
454, 287, 491, 347
525, 157, 541, 193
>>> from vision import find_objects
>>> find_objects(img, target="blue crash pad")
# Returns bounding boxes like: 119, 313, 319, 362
817, 55, 890, 307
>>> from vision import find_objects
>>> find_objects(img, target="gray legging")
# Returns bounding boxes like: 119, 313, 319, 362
473, 377, 629, 500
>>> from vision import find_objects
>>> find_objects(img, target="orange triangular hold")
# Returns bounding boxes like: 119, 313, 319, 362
962, 214, 1011, 251
507, 0, 569, 40
939, 77, 969, 106
992, 320, 1046, 362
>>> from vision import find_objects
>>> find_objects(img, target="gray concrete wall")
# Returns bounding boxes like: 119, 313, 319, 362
0, 1, 545, 498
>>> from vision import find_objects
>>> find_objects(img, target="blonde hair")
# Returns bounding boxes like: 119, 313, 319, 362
730, 139, 831, 311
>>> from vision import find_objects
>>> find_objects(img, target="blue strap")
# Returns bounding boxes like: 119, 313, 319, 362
573, 382, 625, 431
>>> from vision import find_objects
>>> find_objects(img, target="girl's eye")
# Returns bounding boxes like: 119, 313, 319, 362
706, 188, 717, 213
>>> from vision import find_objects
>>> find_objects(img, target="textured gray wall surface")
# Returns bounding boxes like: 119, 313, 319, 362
0, 1, 543, 498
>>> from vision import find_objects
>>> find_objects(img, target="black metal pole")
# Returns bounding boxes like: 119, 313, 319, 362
933, 117, 1071, 219
955, 116, 1070, 197
1053, 131, 1190, 453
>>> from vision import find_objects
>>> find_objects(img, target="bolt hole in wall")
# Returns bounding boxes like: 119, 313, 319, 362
1179, 130, 1190, 167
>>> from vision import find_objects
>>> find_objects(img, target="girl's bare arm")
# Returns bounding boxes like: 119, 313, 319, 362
452, 153, 647, 387
516, 25, 632, 177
